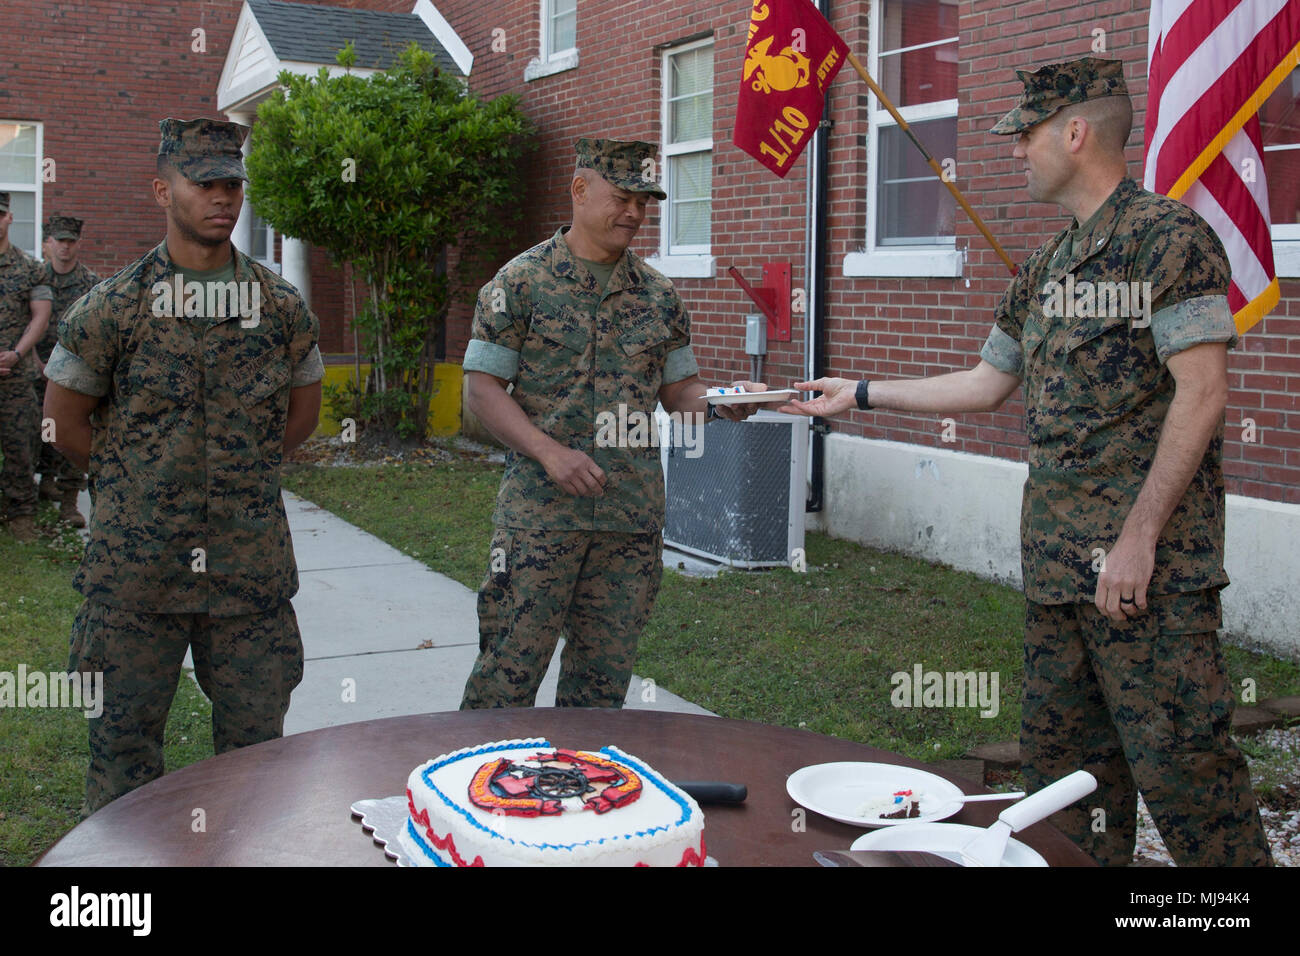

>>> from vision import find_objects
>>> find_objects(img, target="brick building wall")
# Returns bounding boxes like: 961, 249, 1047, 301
2, 0, 244, 278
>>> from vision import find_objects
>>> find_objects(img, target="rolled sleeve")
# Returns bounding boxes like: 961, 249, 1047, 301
463, 276, 527, 381
285, 294, 321, 383
44, 343, 110, 397
662, 345, 699, 385
291, 344, 325, 386
56, 289, 117, 388
1135, 209, 1234, 367
980, 324, 1024, 377
1151, 294, 1237, 363
987, 263, 1034, 369
463, 339, 521, 380
30, 283, 53, 302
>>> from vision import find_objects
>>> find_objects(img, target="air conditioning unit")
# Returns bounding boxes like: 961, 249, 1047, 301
659, 409, 808, 568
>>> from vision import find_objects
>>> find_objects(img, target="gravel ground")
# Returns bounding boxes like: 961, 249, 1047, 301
1133, 725, 1300, 867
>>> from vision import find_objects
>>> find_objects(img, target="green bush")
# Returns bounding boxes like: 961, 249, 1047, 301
247, 42, 534, 438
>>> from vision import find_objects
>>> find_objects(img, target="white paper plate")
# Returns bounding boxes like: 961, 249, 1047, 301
703, 388, 801, 405
786, 761, 967, 828
851, 822, 1048, 867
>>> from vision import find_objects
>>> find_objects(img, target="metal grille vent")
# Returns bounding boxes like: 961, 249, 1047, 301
661, 411, 806, 567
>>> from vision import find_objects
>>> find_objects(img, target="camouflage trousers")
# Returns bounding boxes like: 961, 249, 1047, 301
31, 375, 85, 492
1021, 590, 1272, 866
460, 528, 663, 709
69, 599, 304, 815
0, 373, 37, 518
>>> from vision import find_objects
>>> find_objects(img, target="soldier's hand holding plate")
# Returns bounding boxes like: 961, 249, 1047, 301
709, 381, 769, 421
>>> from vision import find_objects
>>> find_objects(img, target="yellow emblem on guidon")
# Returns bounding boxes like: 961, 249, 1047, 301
744, 35, 811, 94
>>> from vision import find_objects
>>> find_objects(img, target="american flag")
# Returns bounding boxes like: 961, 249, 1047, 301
1144, 0, 1300, 333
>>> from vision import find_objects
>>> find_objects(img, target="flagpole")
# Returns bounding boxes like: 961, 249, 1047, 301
846, 52, 1017, 276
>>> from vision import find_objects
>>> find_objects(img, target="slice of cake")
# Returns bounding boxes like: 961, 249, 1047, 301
857, 788, 925, 821
399, 739, 707, 866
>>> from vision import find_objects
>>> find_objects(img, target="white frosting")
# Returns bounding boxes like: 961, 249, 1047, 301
857, 790, 926, 820
400, 739, 705, 867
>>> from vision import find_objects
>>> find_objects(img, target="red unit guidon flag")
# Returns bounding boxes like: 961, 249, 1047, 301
732, 0, 849, 178
1144, 0, 1300, 333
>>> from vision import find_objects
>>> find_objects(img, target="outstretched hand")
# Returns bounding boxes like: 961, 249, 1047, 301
777, 377, 858, 417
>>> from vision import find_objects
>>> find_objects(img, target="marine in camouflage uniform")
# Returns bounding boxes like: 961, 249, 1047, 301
0, 190, 53, 541
43, 119, 324, 813
33, 215, 99, 526
459, 139, 754, 709
788, 58, 1269, 866
980, 58, 1269, 867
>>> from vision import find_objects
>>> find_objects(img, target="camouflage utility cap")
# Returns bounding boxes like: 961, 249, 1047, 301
575, 138, 666, 200
46, 215, 84, 240
991, 57, 1129, 135
0, 192, 9, 213
158, 117, 249, 181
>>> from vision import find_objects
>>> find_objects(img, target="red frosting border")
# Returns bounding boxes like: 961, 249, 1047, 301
407, 789, 485, 867
407, 788, 707, 867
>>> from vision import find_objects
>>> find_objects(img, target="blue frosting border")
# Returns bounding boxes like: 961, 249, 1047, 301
405, 817, 451, 867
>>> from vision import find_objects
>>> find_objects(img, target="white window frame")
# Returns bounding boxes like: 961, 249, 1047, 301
843, 0, 961, 278
525, 0, 579, 82
0, 120, 45, 257
249, 209, 281, 273
1266, 141, 1300, 276
649, 36, 714, 279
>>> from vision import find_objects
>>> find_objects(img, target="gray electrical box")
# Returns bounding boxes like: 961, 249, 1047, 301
744, 313, 766, 355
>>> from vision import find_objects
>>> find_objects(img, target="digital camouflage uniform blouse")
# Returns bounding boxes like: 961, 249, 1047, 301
980, 178, 1238, 605
463, 227, 699, 533
45, 241, 324, 616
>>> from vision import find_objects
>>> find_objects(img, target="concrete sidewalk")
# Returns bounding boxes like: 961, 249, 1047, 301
278, 491, 714, 734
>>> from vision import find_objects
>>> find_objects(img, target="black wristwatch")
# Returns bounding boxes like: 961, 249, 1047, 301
706, 402, 721, 421
855, 380, 871, 410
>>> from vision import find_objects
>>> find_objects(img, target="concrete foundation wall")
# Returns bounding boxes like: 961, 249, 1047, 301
813, 433, 1300, 661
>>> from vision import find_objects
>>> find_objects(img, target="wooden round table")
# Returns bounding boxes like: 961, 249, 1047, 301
37, 709, 1094, 866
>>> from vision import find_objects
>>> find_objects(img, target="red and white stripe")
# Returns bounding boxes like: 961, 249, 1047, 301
1144, 0, 1300, 332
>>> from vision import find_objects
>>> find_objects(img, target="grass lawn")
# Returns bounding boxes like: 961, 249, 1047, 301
281, 457, 1300, 768
7, 451, 1296, 867
0, 506, 215, 868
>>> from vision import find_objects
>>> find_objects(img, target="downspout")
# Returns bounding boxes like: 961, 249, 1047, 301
805, 0, 832, 513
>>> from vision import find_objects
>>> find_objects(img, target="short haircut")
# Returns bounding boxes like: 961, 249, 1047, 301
1059, 95, 1133, 153
155, 154, 178, 179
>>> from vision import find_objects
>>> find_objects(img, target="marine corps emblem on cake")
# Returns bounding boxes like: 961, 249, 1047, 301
468, 749, 642, 816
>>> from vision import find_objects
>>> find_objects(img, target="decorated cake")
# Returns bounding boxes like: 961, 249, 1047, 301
399, 739, 707, 866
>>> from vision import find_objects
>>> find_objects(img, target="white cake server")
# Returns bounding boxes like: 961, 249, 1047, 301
958, 770, 1096, 867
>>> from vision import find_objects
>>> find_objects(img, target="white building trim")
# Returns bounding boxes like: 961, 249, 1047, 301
812, 432, 1300, 659
412, 0, 473, 76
